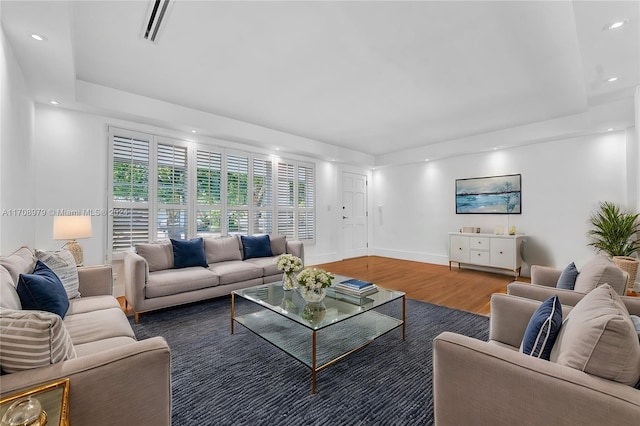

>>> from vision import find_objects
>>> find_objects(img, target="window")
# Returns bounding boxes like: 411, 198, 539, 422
108, 127, 315, 256
226, 152, 249, 235
156, 142, 188, 240
110, 130, 150, 251
252, 156, 273, 235
196, 149, 222, 238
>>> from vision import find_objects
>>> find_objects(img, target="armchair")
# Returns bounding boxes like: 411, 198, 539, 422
433, 293, 640, 426
508, 257, 629, 306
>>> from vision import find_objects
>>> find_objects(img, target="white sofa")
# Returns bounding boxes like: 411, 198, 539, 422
124, 235, 304, 322
0, 247, 171, 425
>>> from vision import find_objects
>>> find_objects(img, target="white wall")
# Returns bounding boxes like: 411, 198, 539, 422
371, 130, 632, 276
0, 17, 35, 253
31, 106, 343, 295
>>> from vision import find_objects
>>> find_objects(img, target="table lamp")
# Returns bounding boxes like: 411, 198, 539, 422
53, 215, 92, 266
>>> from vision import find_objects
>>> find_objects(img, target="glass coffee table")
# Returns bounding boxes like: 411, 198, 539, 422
231, 277, 405, 394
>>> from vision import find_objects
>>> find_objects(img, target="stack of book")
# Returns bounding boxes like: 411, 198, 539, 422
334, 278, 378, 296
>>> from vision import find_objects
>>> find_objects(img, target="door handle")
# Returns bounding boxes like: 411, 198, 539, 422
343, 216, 349, 219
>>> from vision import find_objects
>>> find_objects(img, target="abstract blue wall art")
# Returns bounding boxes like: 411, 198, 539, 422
455, 174, 521, 214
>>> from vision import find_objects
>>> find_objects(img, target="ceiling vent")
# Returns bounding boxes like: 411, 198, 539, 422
142, 0, 172, 43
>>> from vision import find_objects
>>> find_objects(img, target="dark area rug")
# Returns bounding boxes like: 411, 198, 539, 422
130, 296, 489, 425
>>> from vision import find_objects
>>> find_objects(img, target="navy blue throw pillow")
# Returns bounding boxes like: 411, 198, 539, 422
241, 235, 273, 260
556, 262, 578, 290
520, 295, 563, 360
171, 238, 208, 269
17, 261, 69, 318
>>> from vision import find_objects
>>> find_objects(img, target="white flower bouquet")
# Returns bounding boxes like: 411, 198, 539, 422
296, 267, 334, 291
276, 254, 303, 274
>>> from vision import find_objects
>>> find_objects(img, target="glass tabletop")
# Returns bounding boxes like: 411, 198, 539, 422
233, 275, 405, 331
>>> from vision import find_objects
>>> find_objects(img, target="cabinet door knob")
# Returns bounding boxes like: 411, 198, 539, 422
499, 251, 503, 254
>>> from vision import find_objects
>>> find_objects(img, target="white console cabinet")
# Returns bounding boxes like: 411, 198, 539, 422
449, 232, 525, 278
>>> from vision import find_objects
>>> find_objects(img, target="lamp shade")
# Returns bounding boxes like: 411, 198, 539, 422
53, 215, 92, 240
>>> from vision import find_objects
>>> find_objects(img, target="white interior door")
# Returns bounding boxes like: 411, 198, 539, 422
342, 172, 368, 259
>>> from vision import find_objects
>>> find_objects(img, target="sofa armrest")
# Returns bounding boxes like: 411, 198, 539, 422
123, 252, 148, 313
77, 265, 113, 297
507, 282, 589, 306
0, 337, 171, 426
489, 293, 572, 347
530, 265, 562, 287
286, 241, 305, 264
433, 332, 640, 426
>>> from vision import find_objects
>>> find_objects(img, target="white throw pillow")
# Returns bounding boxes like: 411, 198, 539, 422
35, 249, 80, 299
0, 309, 76, 373
550, 284, 640, 386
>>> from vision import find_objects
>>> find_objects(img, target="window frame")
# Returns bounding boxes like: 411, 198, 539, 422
108, 127, 316, 260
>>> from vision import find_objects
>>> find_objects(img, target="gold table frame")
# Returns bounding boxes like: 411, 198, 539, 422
0, 378, 70, 426
231, 283, 405, 394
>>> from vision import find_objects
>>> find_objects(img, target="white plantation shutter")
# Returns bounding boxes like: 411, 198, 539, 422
277, 162, 295, 208
157, 142, 188, 240
112, 208, 149, 250
157, 143, 188, 205
196, 149, 223, 237
297, 164, 315, 239
227, 153, 249, 234
277, 211, 295, 238
109, 128, 316, 256
252, 157, 273, 234
197, 150, 222, 205
275, 160, 315, 241
111, 131, 151, 252
227, 153, 249, 207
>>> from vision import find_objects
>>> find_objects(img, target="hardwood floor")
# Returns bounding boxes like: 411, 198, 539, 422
313, 256, 529, 316
117, 256, 530, 317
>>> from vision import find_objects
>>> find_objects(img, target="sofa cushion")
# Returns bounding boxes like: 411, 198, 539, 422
520, 295, 562, 360
35, 248, 80, 299
204, 236, 242, 263
0, 246, 36, 285
550, 284, 640, 386
0, 308, 76, 373
244, 257, 279, 277
67, 295, 121, 316
556, 262, 578, 290
0, 266, 21, 310
64, 307, 135, 345
74, 336, 137, 357
136, 241, 173, 272
574, 256, 625, 294
241, 235, 273, 260
208, 261, 263, 285
146, 267, 219, 298
17, 261, 69, 318
270, 235, 287, 256
171, 238, 208, 269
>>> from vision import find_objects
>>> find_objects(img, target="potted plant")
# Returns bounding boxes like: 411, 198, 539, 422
587, 201, 640, 289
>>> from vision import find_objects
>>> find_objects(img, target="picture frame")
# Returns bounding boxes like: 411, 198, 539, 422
455, 174, 521, 214
0, 378, 70, 426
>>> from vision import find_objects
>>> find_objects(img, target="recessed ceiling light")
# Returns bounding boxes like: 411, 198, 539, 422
604, 20, 628, 30
607, 128, 614, 131
30, 33, 47, 41
49, 100, 60, 105
493, 147, 498, 151
191, 130, 196, 134
424, 158, 429, 162
275, 147, 280, 151
607, 77, 618, 82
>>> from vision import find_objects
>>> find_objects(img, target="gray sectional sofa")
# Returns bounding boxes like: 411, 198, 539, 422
124, 235, 304, 322
0, 247, 171, 426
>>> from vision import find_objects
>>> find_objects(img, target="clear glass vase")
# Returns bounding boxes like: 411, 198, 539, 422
299, 286, 327, 303
282, 272, 297, 290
